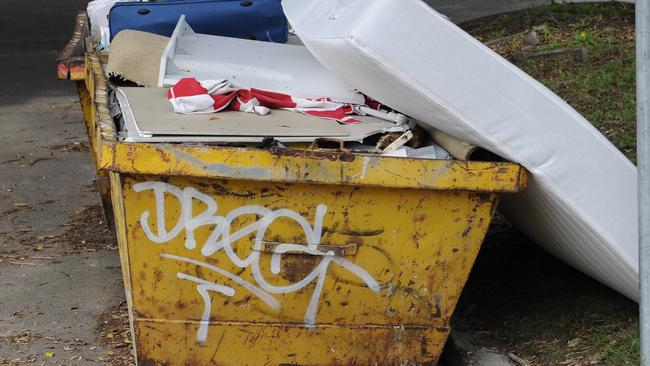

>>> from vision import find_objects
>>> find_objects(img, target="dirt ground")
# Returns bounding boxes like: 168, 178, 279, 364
453, 3, 639, 365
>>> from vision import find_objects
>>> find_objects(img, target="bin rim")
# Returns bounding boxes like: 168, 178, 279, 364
86, 52, 527, 193
57, 11, 89, 81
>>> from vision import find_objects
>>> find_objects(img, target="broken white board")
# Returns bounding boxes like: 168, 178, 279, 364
282, 0, 639, 300
116, 87, 407, 143
159, 16, 364, 104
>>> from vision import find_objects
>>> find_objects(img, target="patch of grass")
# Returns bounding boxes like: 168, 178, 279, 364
463, 3, 632, 41
463, 2, 636, 161
453, 4, 640, 365
601, 326, 640, 365
491, 29, 506, 39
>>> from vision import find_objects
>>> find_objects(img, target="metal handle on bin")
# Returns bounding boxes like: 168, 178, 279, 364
268, 143, 355, 162
256, 240, 358, 256
309, 138, 349, 153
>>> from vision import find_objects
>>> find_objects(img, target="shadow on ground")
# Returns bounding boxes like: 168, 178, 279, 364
452, 213, 638, 365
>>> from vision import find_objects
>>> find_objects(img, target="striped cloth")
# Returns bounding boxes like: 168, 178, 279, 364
167, 77, 362, 124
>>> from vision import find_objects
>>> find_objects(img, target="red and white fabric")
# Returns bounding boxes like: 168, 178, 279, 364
167, 77, 362, 124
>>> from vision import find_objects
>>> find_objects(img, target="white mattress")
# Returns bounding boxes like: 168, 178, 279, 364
282, 0, 639, 300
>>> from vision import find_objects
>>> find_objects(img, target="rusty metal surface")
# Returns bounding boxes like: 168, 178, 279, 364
57, 12, 88, 81
96, 141, 527, 193
269, 145, 355, 162
135, 322, 445, 365
75, 81, 97, 165
113, 175, 503, 365
97, 172, 115, 234
259, 240, 358, 256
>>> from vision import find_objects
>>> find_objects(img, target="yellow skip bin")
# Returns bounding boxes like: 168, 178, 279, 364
79, 50, 527, 365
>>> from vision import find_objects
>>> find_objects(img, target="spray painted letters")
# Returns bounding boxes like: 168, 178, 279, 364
134, 181, 380, 342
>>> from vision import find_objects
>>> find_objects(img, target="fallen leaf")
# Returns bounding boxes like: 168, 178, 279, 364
44, 351, 54, 358
567, 337, 580, 348
35, 245, 44, 251
123, 337, 132, 344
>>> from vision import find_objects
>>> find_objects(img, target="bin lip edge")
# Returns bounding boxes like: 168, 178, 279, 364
84, 50, 527, 193
57, 11, 88, 81
97, 139, 528, 193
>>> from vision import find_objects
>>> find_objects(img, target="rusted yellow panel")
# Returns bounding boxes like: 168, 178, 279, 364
80, 49, 528, 364
119, 174, 500, 365
75, 81, 98, 166
57, 12, 87, 81
84, 55, 94, 106
98, 141, 527, 192
83, 55, 100, 161
135, 322, 447, 365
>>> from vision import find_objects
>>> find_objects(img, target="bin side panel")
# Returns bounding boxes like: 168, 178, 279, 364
119, 174, 497, 364
76, 80, 97, 167
57, 12, 87, 81
135, 321, 447, 365
110, 172, 138, 357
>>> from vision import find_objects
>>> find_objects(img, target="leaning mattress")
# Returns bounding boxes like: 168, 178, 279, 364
282, 0, 639, 300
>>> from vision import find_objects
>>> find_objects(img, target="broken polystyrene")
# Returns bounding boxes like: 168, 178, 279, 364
159, 16, 364, 105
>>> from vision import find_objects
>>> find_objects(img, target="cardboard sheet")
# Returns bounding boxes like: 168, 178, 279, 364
107, 30, 169, 87
116, 87, 408, 143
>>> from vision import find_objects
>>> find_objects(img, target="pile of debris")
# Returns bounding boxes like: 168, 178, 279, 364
86, 1, 460, 160
85, 0, 638, 302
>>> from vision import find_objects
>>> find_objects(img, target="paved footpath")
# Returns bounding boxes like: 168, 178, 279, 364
0, 1, 128, 364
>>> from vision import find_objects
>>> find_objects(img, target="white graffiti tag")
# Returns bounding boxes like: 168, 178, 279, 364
134, 182, 380, 342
